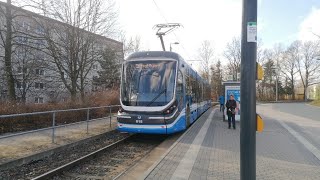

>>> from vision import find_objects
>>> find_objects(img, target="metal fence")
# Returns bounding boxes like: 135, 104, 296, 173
0, 105, 120, 143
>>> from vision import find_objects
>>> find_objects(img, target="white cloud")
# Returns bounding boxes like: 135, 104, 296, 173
299, 7, 320, 41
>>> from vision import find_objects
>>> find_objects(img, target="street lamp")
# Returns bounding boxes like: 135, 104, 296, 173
170, 42, 179, 52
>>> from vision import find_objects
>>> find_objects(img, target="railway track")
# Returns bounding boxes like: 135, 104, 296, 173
33, 134, 166, 180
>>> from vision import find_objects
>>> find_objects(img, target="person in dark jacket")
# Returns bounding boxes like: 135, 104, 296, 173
226, 94, 237, 129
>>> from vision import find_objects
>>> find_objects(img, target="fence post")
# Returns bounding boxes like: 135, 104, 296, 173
87, 109, 90, 134
52, 112, 56, 143
109, 107, 112, 128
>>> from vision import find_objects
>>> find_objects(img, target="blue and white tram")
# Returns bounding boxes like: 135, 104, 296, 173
117, 51, 211, 134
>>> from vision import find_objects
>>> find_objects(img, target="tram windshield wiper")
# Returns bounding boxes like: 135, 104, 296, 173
147, 88, 167, 106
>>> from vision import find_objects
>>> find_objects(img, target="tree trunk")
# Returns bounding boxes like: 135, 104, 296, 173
80, 90, 85, 104
305, 72, 309, 101
303, 86, 307, 101
291, 73, 295, 100
71, 79, 77, 103
4, 0, 16, 101
70, 89, 77, 103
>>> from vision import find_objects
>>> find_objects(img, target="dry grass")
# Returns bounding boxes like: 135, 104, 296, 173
0, 89, 119, 115
0, 89, 120, 134
310, 100, 320, 107
0, 120, 117, 162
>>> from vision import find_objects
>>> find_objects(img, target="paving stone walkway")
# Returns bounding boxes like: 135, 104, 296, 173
145, 108, 320, 180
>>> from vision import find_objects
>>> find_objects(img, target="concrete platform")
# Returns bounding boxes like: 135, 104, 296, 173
143, 108, 320, 180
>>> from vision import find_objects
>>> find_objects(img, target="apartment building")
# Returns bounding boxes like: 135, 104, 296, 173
0, 2, 123, 103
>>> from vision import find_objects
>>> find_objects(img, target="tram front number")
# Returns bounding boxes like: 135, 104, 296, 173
136, 120, 143, 124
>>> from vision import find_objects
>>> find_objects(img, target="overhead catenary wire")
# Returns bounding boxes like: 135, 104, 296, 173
151, 0, 192, 60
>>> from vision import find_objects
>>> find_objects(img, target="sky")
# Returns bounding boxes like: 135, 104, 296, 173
117, 0, 320, 69
2, 0, 320, 70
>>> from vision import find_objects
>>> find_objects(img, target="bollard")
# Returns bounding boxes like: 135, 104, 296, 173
86, 109, 89, 134
109, 107, 112, 128
52, 112, 56, 143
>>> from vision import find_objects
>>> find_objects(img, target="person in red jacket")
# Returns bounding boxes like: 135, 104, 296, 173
226, 94, 237, 129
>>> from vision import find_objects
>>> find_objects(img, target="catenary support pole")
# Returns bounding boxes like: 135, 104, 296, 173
240, 0, 257, 179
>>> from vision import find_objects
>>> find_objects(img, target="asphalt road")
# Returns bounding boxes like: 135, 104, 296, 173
269, 103, 320, 121
257, 103, 320, 166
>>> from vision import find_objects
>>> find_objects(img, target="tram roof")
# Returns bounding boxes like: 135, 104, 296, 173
126, 51, 182, 61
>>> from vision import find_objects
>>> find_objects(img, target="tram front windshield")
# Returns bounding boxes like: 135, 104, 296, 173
121, 60, 177, 106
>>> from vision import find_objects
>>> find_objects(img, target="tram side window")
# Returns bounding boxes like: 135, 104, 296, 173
200, 82, 203, 102
191, 77, 197, 103
176, 71, 183, 97
186, 72, 194, 104
186, 73, 192, 96
195, 79, 200, 103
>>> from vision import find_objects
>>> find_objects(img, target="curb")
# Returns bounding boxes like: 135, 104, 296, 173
141, 108, 217, 179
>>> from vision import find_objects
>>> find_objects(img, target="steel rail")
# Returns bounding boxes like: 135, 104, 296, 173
31, 135, 132, 180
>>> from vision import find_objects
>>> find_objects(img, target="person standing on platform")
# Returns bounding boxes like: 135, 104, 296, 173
226, 94, 236, 129
219, 95, 225, 112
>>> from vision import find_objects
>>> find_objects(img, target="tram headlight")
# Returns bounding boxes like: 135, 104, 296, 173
164, 103, 177, 114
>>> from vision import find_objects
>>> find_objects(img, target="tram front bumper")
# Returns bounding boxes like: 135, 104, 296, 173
117, 123, 168, 134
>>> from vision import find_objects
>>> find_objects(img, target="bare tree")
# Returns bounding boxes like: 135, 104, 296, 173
255, 48, 278, 101
1, 0, 16, 101
296, 40, 320, 101
210, 60, 223, 100
12, 45, 48, 103
271, 44, 285, 101
198, 40, 214, 81
224, 37, 241, 80
22, 0, 119, 102
280, 41, 300, 100
0, 1, 48, 102
121, 34, 141, 58
256, 38, 265, 64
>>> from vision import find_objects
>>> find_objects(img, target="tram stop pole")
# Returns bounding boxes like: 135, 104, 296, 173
240, 0, 257, 180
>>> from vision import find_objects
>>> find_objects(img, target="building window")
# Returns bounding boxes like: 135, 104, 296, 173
36, 26, 45, 34
17, 67, 23, 74
36, 39, 45, 47
93, 75, 98, 80
16, 81, 22, 89
92, 64, 98, 70
35, 69, 45, 75
16, 81, 28, 89
17, 36, 28, 44
61, 71, 68, 78
35, 97, 44, 104
22, 21, 30, 31
35, 82, 44, 89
